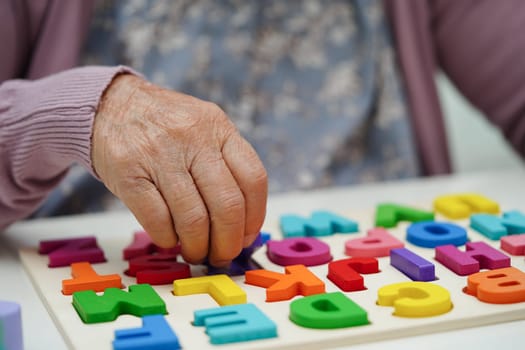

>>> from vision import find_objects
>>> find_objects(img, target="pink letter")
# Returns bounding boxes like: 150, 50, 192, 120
435, 241, 510, 275
345, 228, 404, 257
267, 237, 332, 266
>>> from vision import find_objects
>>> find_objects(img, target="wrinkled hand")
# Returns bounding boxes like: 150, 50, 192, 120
92, 74, 267, 266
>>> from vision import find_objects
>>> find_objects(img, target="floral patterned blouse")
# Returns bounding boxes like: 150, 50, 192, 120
34, 0, 420, 215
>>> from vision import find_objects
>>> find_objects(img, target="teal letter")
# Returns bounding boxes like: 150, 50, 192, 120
280, 211, 358, 237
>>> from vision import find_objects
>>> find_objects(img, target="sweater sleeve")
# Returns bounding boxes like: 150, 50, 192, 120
0, 65, 133, 230
430, 0, 525, 158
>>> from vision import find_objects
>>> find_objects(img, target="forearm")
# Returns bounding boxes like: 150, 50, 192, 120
0, 65, 132, 230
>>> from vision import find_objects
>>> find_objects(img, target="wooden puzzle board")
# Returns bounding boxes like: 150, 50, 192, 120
17, 198, 525, 350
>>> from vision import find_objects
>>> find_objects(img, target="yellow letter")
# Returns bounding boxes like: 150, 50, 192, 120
377, 281, 452, 317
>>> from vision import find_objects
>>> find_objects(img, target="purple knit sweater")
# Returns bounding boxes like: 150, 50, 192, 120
1, 0, 524, 230
0, 2, 139, 228
0, 66, 131, 227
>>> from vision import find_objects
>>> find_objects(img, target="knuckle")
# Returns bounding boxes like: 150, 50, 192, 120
212, 191, 245, 226
202, 101, 225, 116
218, 191, 245, 214
248, 164, 268, 189
177, 206, 209, 234
202, 102, 235, 129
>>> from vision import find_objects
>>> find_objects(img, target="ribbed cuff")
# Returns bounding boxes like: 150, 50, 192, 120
2, 65, 137, 178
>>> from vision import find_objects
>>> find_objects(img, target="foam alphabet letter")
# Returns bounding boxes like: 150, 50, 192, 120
62, 262, 122, 295
289, 292, 368, 329
173, 274, 246, 306
266, 237, 332, 266
375, 204, 434, 228
113, 315, 181, 350
194, 303, 277, 344
470, 210, 525, 240
500, 233, 525, 255
72, 284, 167, 323
39, 236, 106, 267
123, 231, 180, 260
433, 193, 499, 219
0, 301, 23, 350
344, 227, 404, 257
465, 267, 525, 304
125, 254, 190, 285
279, 210, 358, 237
406, 222, 467, 248
377, 281, 452, 317
435, 241, 510, 275
327, 257, 380, 291
245, 265, 325, 302
390, 248, 435, 281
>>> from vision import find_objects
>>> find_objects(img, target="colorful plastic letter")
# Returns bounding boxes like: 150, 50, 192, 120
470, 210, 525, 240
465, 267, 525, 304
279, 210, 358, 237
62, 262, 122, 295
500, 233, 525, 255
377, 281, 452, 317
194, 303, 277, 345
435, 241, 510, 275
72, 284, 167, 324
123, 231, 179, 260
406, 221, 467, 248
125, 254, 190, 285
375, 203, 434, 228
433, 193, 499, 219
327, 257, 379, 291
390, 248, 435, 281
245, 265, 325, 302
344, 227, 404, 257
173, 274, 246, 305
0, 301, 23, 350
289, 292, 369, 329
39, 236, 106, 267
113, 315, 180, 350
266, 237, 332, 266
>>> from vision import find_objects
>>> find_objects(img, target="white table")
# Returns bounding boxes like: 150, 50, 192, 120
2, 168, 525, 350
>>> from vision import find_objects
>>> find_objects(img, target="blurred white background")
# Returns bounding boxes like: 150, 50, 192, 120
436, 73, 523, 174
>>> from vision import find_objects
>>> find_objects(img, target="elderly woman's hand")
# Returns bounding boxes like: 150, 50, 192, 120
91, 74, 267, 266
